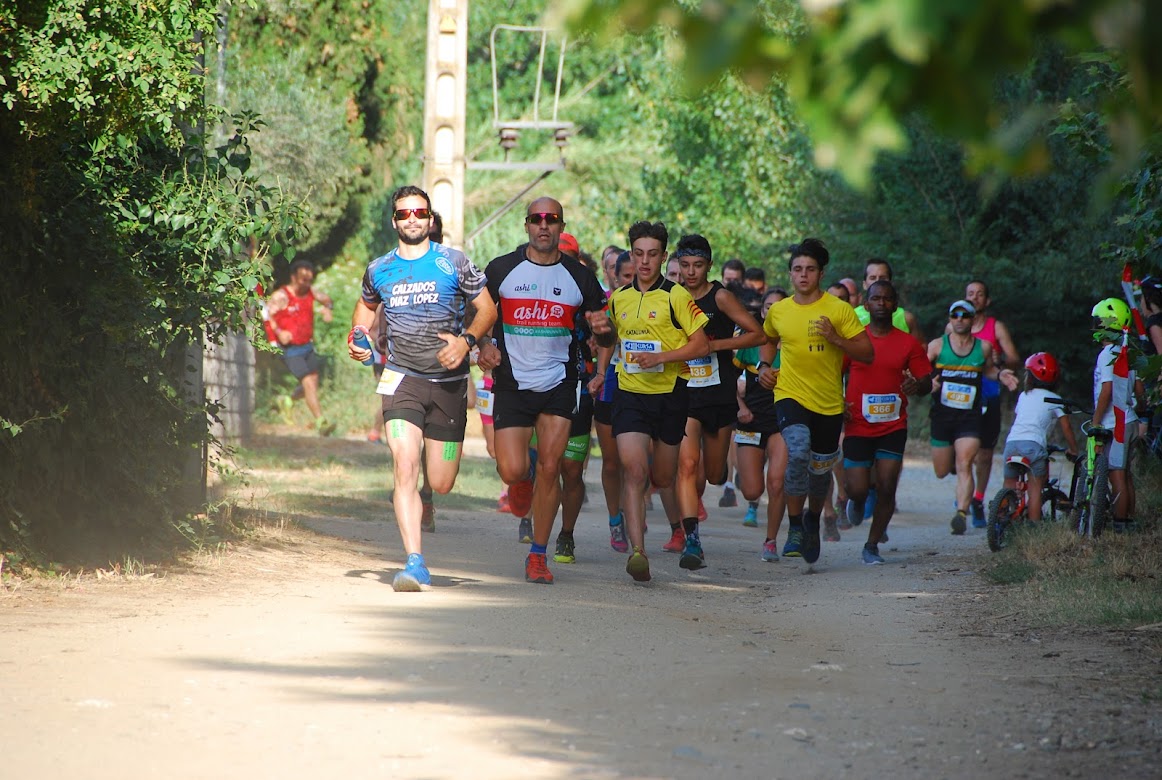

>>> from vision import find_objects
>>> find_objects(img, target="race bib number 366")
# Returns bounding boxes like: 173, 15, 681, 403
862, 393, 901, 423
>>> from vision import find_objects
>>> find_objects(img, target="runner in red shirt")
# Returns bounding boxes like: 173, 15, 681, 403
843, 280, 933, 564
266, 259, 335, 435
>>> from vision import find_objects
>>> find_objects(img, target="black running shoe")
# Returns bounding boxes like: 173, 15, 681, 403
802, 511, 821, 564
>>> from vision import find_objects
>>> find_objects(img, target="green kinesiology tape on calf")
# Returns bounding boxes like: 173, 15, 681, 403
442, 441, 458, 461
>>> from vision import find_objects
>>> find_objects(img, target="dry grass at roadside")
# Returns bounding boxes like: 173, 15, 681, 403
982, 456, 1162, 629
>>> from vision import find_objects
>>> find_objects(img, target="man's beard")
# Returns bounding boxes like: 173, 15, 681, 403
528, 237, 555, 254
398, 227, 428, 246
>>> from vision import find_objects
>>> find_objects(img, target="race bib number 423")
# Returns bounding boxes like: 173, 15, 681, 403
376, 369, 405, 396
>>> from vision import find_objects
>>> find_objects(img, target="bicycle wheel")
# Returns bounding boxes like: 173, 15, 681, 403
1069, 460, 1089, 535
987, 488, 1022, 552
1040, 485, 1064, 523
1090, 452, 1111, 537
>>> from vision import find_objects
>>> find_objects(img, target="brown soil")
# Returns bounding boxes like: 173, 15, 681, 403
2, 445, 1159, 779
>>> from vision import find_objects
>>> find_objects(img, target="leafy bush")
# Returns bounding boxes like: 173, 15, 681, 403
1, 2, 305, 563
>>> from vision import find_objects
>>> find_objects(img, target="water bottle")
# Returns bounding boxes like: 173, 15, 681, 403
352, 326, 377, 366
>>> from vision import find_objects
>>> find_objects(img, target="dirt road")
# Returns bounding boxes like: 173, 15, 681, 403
2, 454, 1158, 779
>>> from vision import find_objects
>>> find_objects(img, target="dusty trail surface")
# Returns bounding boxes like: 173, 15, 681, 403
2, 443, 1159, 779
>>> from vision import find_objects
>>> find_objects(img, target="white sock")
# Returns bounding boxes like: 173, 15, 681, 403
723, 481, 735, 491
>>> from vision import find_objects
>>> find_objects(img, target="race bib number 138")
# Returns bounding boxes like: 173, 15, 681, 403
686, 353, 720, 387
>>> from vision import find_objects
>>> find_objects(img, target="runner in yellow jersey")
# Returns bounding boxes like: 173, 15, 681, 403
592, 221, 709, 583
759, 238, 873, 566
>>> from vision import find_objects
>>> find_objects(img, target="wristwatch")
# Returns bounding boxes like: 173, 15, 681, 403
462, 333, 477, 349
756, 361, 771, 370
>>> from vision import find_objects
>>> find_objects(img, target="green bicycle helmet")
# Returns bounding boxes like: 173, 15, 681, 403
1091, 297, 1131, 330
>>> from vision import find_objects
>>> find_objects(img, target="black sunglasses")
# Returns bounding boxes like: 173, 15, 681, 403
525, 212, 563, 225
949, 311, 972, 319
394, 207, 431, 221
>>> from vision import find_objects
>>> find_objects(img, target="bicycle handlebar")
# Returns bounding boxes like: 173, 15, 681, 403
1046, 444, 1082, 463
1044, 397, 1094, 415
1080, 419, 1113, 440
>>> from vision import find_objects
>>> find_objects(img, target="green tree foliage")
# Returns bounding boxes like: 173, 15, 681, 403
1, 1, 304, 562
224, 0, 426, 272
223, 1, 818, 277
637, 73, 815, 266
228, 50, 366, 261
222, 2, 1158, 421
1054, 53, 1162, 383
816, 45, 1156, 397
461, 4, 815, 271
564, 0, 1162, 186
461, 18, 673, 265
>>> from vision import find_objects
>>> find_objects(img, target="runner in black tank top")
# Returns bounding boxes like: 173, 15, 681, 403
688, 280, 741, 412
733, 287, 791, 562
657, 234, 766, 571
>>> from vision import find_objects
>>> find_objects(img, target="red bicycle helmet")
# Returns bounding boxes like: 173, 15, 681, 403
1024, 352, 1060, 384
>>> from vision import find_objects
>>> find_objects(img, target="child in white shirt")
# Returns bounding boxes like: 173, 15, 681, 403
999, 352, 1078, 520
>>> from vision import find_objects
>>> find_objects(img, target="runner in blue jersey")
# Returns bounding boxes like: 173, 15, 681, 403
349, 185, 497, 592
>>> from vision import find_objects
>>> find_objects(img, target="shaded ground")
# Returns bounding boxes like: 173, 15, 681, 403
2, 434, 1160, 779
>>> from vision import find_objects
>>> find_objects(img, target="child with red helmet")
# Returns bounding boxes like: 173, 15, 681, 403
997, 352, 1079, 520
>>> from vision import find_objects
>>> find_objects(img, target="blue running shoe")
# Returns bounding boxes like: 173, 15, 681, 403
782, 527, 803, 558
743, 502, 759, 527
863, 487, 876, 522
679, 536, 706, 570
801, 511, 821, 564
392, 553, 431, 592
846, 498, 863, 529
862, 545, 884, 565
761, 539, 780, 562
970, 497, 987, 528
609, 515, 629, 553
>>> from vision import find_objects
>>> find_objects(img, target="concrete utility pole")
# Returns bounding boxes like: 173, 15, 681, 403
422, 0, 468, 249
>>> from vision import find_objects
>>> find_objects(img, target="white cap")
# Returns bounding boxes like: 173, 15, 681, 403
948, 299, 976, 315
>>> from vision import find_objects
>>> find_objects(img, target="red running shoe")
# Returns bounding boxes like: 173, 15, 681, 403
497, 492, 511, 514
509, 477, 534, 518
525, 553, 554, 584
662, 525, 685, 553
